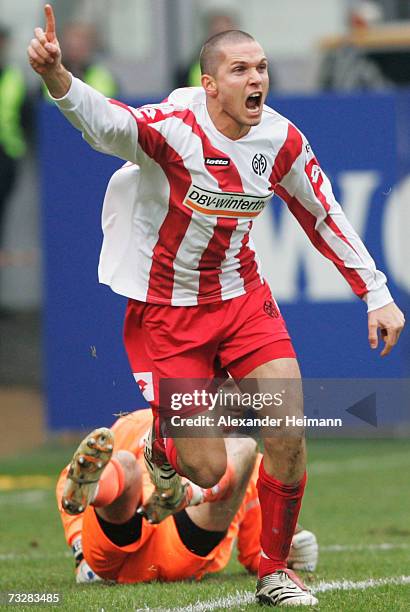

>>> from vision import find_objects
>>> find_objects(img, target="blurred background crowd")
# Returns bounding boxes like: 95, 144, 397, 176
1, 0, 410, 450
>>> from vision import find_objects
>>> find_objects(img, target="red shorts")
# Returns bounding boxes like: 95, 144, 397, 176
123, 282, 295, 414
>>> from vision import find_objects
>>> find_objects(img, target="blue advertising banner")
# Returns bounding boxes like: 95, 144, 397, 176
39, 92, 409, 430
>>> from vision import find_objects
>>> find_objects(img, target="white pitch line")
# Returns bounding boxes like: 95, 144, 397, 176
161, 575, 410, 612
314, 575, 410, 593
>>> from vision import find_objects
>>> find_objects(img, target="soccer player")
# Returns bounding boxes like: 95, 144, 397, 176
29, 5, 404, 606
56, 409, 318, 592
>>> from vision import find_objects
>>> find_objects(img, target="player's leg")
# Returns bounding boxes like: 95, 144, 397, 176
242, 358, 317, 606
140, 432, 236, 524
61, 427, 141, 522
172, 436, 258, 561
184, 436, 258, 532
139, 408, 227, 524
243, 357, 305, 564
77, 449, 148, 581
248, 357, 305, 483
93, 449, 141, 524
123, 299, 229, 516
59, 428, 145, 582
61, 427, 114, 515
218, 285, 317, 606
169, 436, 226, 488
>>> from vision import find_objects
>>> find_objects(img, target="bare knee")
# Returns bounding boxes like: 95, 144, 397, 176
185, 457, 226, 488
178, 445, 227, 488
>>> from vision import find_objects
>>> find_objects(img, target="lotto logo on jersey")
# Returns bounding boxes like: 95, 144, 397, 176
183, 185, 272, 218
205, 157, 230, 166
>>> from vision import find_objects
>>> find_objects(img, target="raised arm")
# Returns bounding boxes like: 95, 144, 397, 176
27, 4, 139, 163
27, 4, 70, 97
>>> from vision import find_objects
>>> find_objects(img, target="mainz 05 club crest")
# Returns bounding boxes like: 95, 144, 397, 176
252, 153, 267, 175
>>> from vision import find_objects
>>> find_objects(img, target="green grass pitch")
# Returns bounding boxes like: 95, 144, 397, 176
1, 437, 410, 611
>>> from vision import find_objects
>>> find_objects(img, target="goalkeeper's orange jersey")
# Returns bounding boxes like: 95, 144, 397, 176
56, 409, 261, 581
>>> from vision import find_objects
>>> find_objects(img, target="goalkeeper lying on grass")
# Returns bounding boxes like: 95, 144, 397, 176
56, 408, 318, 584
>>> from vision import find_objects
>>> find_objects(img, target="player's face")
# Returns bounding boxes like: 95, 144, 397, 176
208, 40, 269, 139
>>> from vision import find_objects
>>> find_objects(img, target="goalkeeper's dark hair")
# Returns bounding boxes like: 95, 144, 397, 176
199, 30, 255, 77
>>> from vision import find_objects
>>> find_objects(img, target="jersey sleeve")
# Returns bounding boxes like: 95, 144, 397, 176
273, 124, 393, 312
52, 76, 141, 163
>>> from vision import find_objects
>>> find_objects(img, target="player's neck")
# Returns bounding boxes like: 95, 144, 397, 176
206, 99, 251, 141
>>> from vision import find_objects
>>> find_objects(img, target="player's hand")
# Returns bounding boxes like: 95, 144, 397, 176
27, 4, 61, 76
368, 302, 405, 357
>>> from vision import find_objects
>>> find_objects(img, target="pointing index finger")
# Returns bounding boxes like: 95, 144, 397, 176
44, 4, 56, 42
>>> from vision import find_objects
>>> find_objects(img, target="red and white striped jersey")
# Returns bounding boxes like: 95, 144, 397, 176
54, 78, 392, 311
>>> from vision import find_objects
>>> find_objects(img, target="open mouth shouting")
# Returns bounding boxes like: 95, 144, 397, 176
245, 92, 263, 115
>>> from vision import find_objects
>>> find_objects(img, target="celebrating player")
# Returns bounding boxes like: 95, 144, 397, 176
56, 408, 318, 592
29, 5, 404, 607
